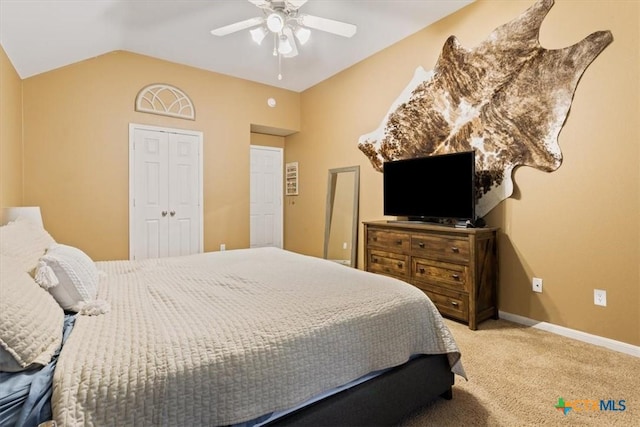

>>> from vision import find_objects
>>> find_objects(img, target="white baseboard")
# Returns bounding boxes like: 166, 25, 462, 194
498, 311, 640, 358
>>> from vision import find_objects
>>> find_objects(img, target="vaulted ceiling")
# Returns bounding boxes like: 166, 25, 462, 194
0, 0, 474, 92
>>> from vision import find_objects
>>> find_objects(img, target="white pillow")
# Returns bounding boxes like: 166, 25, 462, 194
36, 243, 99, 311
0, 216, 56, 273
0, 255, 64, 372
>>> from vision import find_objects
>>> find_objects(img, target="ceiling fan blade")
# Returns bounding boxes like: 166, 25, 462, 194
211, 16, 264, 36
299, 14, 357, 38
248, 0, 271, 7
286, 0, 308, 9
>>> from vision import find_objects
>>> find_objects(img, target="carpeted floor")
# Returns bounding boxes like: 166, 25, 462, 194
398, 318, 639, 426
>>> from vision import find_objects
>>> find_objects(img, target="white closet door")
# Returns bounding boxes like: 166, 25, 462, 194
167, 133, 201, 257
133, 129, 170, 259
250, 146, 283, 248
130, 124, 203, 260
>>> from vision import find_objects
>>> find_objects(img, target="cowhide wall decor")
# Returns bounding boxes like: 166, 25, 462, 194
358, 0, 613, 218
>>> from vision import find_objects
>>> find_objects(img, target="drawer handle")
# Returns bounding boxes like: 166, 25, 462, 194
418, 242, 425, 248
450, 301, 459, 307
451, 274, 460, 280
419, 268, 425, 274
397, 262, 403, 268
373, 237, 378, 241
372, 258, 379, 263
451, 247, 460, 253
396, 240, 403, 245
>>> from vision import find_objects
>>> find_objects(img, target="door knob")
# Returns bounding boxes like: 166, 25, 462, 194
161, 211, 168, 217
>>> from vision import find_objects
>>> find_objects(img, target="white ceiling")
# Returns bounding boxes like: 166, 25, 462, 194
0, 0, 474, 93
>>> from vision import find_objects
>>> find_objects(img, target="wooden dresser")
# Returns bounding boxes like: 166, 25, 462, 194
363, 220, 499, 330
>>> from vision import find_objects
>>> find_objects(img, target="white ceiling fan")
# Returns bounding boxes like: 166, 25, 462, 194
211, 0, 357, 80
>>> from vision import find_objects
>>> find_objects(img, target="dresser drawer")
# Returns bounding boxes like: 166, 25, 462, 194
368, 229, 411, 253
411, 234, 470, 263
419, 287, 469, 322
367, 250, 409, 278
412, 258, 468, 291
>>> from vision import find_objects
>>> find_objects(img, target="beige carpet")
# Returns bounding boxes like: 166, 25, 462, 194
399, 318, 638, 426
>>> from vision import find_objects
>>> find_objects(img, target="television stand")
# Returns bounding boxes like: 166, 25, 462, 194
363, 220, 499, 330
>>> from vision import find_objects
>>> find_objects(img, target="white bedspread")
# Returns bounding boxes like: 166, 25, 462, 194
52, 248, 464, 426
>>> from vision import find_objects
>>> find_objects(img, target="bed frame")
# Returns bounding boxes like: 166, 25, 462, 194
267, 354, 454, 426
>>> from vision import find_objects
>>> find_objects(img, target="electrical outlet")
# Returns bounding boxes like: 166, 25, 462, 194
532, 277, 543, 293
342, 242, 348, 250
594, 289, 607, 306
220, 243, 226, 251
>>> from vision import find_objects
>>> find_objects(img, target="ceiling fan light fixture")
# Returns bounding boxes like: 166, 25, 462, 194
266, 11, 285, 33
210, 0, 358, 82
249, 26, 267, 45
294, 26, 311, 45
277, 34, 293, 55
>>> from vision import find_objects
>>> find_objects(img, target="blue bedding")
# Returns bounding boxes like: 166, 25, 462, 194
0, 314, 76, 427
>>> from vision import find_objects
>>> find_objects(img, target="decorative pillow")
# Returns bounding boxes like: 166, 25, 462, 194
35, 243, 105, 314
0, 255, 64, 372
0, 216, 56, 274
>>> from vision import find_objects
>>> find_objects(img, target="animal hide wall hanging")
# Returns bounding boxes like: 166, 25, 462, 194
358, 0, 613, 218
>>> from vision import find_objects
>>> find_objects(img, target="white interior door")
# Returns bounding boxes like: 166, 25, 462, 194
168, 132, 201, 257
130, 124, 203, 260
250, 146, 283, 248
132, 128, 169, 259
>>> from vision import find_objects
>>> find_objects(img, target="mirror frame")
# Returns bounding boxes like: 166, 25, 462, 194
323, 165, 360, 267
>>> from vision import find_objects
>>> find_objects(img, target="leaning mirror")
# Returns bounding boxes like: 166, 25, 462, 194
323, 166, 360, 267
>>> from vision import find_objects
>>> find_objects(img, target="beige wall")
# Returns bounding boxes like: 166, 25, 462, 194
285, 0, 639, 346
0, 45, 23, 208
251, 132, 285, 148
21, 51, 299, 260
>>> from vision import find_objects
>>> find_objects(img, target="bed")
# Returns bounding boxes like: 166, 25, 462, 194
0, 217, 465, 426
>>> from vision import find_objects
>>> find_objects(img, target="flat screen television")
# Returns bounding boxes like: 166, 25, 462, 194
383, 151, 476, 223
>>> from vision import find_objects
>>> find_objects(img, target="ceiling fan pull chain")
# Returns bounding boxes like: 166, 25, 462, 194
278, 53, 283, 80
272, 33, 278, 56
